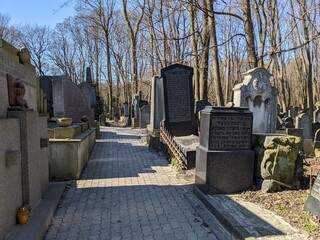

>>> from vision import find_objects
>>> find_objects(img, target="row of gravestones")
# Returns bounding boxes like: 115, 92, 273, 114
115, 93, 151, 129
39, 67, 103, 123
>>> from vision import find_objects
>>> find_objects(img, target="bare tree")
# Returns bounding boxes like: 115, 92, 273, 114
122, 0, 146, 93
19, 24, 51, 76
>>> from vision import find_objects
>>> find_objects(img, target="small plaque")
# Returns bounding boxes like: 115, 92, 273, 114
305, 173, 320, 218
209, 114, 252, 150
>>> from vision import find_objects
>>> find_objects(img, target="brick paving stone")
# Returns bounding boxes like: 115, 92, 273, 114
44, 127, 224, 240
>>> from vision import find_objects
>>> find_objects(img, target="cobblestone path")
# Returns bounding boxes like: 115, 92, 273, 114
45, 127, 224, 240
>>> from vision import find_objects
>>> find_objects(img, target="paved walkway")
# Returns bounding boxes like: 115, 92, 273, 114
45, 127, 224, 240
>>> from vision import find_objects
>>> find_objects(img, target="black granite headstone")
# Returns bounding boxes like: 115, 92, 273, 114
194, 100, 212, 115
196, 106, 254, 194
199, 106, 252, 150
305, 173, 320, 218
161, 64, 197, 136
139, 100, 148, 109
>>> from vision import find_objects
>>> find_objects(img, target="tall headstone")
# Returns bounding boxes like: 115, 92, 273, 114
233, 67, 278, 133
132, 94, 140, 118
86, 66, 92, 83
149, 76, 164, 131
140, 105, 150, 128
296, 113, 312, 139
195, 106, 254, 193
123, 102, 129, 117
161, 64, 197, 136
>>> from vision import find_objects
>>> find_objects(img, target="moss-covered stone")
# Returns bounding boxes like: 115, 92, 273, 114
253, 134, 303, 192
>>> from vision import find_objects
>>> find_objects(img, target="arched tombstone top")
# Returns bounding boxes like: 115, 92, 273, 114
242, 67, 273, 101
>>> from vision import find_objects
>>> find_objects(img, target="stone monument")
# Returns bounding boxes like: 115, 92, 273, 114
305, 173, 320, 219
233, 67, 278, 133
195, 106, 254, 193
161, 64, 197, 136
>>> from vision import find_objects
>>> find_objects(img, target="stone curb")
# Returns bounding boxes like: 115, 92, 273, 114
184, 189, 232, 240
5, 181, 68, 240
192, 186, 250, 240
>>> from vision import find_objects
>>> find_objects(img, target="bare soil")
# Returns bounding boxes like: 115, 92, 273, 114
233, 157, 320, 239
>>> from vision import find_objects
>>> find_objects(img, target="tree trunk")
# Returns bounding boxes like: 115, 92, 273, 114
208, 0, 224, 105
241, 0, 258, 68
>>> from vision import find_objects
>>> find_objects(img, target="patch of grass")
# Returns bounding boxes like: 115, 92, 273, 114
171, 157, 187, 174
274, 203, 289, 212
301, 211, 319, 234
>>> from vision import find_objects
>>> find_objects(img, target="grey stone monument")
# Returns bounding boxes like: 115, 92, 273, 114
296, 113, 312, 139
161, 64, 197, 136
149, 76, 164, 131
123, 102, 129, 117
288, 106, 299, 119
147, 76, 165, 150
39, 76, 53, 116
139, 105, 150, 128
305, 173, 320, 219
195, 106, 254, 194
233, 67, 278, 133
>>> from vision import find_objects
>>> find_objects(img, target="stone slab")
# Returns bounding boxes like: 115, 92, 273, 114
173, 135, 199, 168
193, 186, 308, 240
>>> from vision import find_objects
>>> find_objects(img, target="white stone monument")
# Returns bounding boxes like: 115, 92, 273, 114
233, 67, 278, 133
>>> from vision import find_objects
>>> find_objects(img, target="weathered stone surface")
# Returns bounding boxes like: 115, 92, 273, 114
233, 67, 278, 133
253, 134, 303, 192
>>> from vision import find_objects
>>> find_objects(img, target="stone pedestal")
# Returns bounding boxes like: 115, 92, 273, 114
7, 109, 49, 208
196, 147, 254, 193
195, 106, 254, 194
147, 129, 162, 152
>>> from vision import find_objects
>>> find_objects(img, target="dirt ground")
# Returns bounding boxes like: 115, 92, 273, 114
233, 157, 320, 239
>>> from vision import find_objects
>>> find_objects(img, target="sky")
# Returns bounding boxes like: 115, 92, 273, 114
1, 0, 75, 28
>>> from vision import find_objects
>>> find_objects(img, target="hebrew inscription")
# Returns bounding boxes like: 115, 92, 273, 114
209, 114, 252, 150
165, 69, 191, 122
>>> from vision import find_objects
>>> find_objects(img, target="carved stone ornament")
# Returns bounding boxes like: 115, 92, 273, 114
249, 71, 271, 96
7, 74, 29, 108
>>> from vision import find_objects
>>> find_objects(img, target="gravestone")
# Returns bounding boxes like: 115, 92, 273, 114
288, 106, 299, 119
139, 105, 150, 128
147, 76, 165, 151
52, 76, 94, 123
305, 173, 320, 219
39, 76, 53, 116
195, 106, 254, 194
233, 67, 278, 133
314, 129, 320, 157
161, 64, 197, 136
313, 107, 320, 123
123, 102, 129, 117
132, 94, 140, 118
295, 113, 312, 139
149, 76, 164, 131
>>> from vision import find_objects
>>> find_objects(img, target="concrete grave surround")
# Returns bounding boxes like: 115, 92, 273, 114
0, 39, 49, 239
161, 63, 197, 136
233, 67, 278, 133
